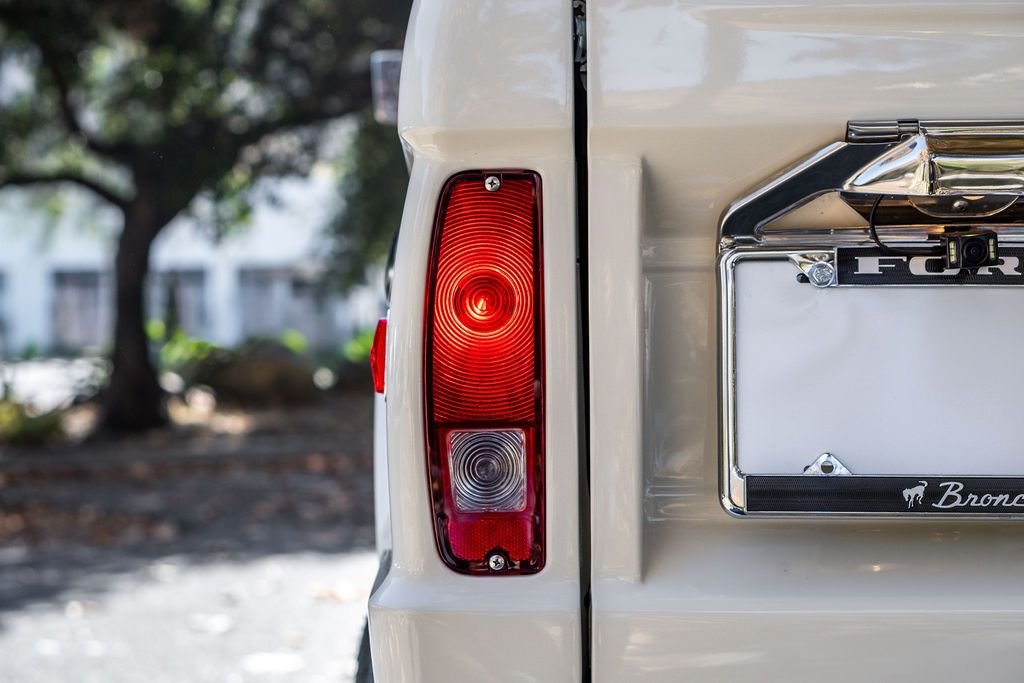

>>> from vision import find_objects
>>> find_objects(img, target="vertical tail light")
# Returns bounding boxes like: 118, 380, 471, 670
425, 171, 544, 574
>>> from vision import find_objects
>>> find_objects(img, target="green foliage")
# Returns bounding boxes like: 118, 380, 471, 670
146, 319, 167, 343
0, 0, 412, 229
326, 107, 408, 292
148, 318, 219, 376
279, 329, 309, 356
19, 341, 39, 360
158, 330, 219, 374
0, 0, 412, 429
0, 400, 64, 445
342, 327, 376, 363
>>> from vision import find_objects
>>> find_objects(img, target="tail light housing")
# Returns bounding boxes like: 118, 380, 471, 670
424, 171, 544, 574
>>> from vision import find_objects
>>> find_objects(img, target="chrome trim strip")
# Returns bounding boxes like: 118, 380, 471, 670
847, 119, 1024, 143
846, 119, 919, 143
720, 248, 813, 516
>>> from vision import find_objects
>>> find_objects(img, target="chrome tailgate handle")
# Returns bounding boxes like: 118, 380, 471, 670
721, 120, 1024, 241
845, 124, 1024, 196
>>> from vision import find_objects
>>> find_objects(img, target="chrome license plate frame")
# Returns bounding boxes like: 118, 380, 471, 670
720, 245, 1024, 518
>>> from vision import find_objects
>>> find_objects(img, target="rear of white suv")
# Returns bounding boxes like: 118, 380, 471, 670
369, 1, 1024, 681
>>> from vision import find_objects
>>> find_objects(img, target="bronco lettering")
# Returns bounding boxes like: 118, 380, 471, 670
932, 481, 1024, 509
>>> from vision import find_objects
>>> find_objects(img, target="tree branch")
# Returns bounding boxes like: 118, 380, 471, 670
235, 74, 371, 147
35, 40, 79, 135
208, 0, 224, 21
0, 171, 131, 210
33, 34, 137, 163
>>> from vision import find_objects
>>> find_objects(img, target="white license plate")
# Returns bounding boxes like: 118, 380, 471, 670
720, 246, 1024, 517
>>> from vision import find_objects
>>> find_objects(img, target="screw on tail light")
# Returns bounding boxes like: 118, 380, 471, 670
424, 171, 544, 575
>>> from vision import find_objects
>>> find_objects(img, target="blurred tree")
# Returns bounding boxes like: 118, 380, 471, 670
326, 106, 407, 292
0, 0, 409, 430
163, 273, 181, 337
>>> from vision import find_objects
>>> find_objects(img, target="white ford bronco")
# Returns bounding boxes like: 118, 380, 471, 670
364, 1, 1024, 680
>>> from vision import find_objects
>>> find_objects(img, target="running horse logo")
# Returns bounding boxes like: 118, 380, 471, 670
902, 481, 928, 509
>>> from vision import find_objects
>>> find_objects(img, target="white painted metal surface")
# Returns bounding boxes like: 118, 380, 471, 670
372, 391, 391, 554
376, 0, 1024, 679
367, 0, 582, 680
588, 0, 1024, 681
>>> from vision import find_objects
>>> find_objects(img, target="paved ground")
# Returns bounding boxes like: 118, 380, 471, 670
0, 552, 377, 683
1, 358, 106, 412
0, 391, 377, 682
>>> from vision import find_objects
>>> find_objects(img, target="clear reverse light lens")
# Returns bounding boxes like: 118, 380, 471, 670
448, 429, 527, 513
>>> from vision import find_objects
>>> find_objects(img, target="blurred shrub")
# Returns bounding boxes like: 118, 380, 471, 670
329, 329, 375, 391
279, 329, 309, 356
146, 320, 167, 343
0, 400, 63, 445
191, 340, 319, 407
342, 328, 376, 363
160, 332, 219, 375
144, 323, 328, 404
148, 321, 220, 377
19, 342, 39, 361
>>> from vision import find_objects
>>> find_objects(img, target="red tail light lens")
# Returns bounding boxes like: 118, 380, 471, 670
370, 318, 387, 394
430, 178, 538, 424
425, 171, 544, 574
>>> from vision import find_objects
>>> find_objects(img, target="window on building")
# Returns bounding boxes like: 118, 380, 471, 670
148, 269, 207, 338
53, 271, 108, 351
288, 276, 332, 348
239, 268, 284, 339
0, 272, 7, 356
239, 268, 333, 349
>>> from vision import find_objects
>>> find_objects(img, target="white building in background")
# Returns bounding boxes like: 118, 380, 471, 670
0, 168, 385, 357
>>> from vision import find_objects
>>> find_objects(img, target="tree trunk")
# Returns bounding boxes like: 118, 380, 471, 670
101, 200, 166, 431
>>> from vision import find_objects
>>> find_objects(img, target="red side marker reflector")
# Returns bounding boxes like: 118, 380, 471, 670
370, 317, 387, 394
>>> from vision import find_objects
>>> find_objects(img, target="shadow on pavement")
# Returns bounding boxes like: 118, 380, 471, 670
0, 391, 376, 621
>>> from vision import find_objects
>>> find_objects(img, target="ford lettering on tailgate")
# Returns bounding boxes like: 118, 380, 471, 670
837, 247, 1024, 286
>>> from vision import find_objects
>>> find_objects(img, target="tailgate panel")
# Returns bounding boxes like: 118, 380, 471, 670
587, 0, 1024, 679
